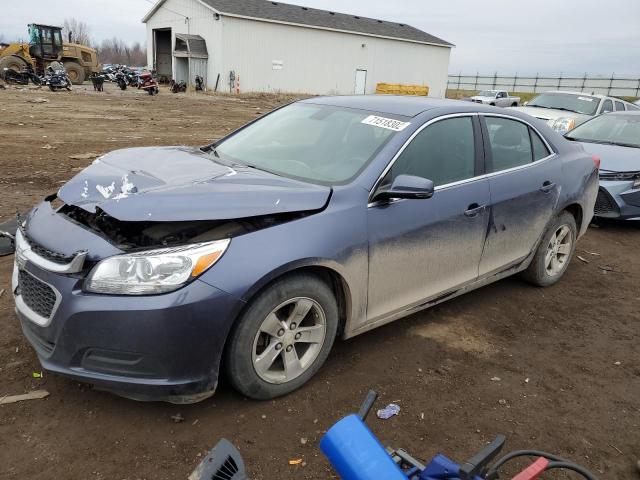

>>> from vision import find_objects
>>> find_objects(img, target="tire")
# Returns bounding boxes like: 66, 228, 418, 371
511, 102, 518, 107
490, 102, 496, 106
522, 212, 577, 287
63, 62, 85, 85
0, 55, 28, 75
225, 273, 339, 400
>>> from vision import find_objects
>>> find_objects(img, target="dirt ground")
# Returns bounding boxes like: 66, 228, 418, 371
0, 84, 638, 480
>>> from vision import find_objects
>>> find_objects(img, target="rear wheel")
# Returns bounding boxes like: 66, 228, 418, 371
226, 274, 338, 400
63, 62, 85, 85
522, 212, 577, 287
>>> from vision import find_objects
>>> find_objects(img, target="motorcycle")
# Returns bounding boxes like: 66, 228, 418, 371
191, 391, 599, 480
115, 71, 128, 90
43, 67, 72, 91
2, 64, 42, 86
138, 71, 159, 95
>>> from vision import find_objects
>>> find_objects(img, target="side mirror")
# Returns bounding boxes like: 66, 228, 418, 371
374, 175, 435, 202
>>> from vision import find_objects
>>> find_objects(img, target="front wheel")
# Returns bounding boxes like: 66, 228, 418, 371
522, 212, 577, 287
225, 274, 339, 400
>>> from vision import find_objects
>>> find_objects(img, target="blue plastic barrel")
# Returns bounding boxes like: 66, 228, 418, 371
320, 414, 408, 480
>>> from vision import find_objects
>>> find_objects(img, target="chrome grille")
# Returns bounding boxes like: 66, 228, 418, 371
599, 170, 640, 181
17, 269, 57, 319
29, 241, 75, 265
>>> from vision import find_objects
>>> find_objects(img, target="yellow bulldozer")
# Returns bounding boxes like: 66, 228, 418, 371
0, 24, 100, 84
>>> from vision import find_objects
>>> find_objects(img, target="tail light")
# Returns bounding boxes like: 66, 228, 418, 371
592, 155, 601, 170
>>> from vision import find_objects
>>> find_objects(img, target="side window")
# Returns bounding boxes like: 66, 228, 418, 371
530, 128, 551, 160
601, 99, 614, 113
614, 101, 626, 111
390, 117, 476, 187
485, 117, 533, 172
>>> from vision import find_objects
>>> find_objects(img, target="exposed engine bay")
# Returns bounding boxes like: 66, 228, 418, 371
58, 202, 314, 252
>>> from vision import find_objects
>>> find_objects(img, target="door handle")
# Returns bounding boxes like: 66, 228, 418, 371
464, 203, 486, 218
540, 181, 556, 193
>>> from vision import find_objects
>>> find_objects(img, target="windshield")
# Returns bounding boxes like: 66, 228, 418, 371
528, 93, 600, 115
566, 114, 640, 148
478, 90, 496, 97
215, 103, 401, 185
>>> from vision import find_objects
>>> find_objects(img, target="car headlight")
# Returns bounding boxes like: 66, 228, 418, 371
548, 117, 576, 133
85, 240, 230, 295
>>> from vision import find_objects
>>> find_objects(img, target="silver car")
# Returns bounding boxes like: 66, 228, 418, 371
565, 111, 640, 220
511, 91, 639, 134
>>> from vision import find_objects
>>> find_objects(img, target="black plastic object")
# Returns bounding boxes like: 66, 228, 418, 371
189, 439, 248, 480
459, 435, 506, 480
0, 217, 17, 257
357, 390, 379, 421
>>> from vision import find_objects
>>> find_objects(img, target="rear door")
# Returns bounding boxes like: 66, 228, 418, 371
367, 115, 490, 322
479, 115, 562, 276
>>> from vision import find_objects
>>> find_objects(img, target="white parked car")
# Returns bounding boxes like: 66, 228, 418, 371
469, 90, 521, 107
511, 91, 639, 133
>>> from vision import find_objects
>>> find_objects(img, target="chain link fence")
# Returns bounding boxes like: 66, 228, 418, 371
448, 73, 640, 97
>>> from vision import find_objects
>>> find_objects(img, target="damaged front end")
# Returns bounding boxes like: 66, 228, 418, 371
58, 201, 317, 252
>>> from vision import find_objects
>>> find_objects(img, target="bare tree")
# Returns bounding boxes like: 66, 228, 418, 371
62, 18, 92, 46
98, 38, 147, 66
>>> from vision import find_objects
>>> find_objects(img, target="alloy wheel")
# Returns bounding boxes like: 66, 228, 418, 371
545, 225, 573, 276
252, 297, 327, 384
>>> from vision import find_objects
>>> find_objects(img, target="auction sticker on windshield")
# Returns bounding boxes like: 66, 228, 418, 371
362, 115, 411, 132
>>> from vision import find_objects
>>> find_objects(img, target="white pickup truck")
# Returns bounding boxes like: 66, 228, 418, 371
469, 90, 521, 107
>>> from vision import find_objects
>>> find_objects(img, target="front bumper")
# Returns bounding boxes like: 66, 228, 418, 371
12, 233, 244, 402
596, 180, 640, 220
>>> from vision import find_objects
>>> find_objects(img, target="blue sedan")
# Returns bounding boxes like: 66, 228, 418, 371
565, 111, 640, 220
12, 96, 598, 402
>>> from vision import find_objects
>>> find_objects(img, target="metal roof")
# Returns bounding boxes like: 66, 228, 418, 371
174, 33, 209, 58
143, 0, 453, 47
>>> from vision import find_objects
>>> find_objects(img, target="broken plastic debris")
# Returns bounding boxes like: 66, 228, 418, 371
377, 403, 401, 419
289, 458, 303, 465
171, 413, 185, 423
0, 390, 49, 405
31, 371, 43, 378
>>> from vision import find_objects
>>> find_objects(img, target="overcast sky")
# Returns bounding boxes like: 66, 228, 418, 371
2, 0, 639, 75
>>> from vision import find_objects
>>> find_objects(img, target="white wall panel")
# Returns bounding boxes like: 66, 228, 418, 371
144, 0, 451, 96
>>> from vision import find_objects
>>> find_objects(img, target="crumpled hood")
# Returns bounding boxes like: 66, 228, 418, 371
576, 142, 640, 172
509, 106, 590, 123
58, 147, 331, 221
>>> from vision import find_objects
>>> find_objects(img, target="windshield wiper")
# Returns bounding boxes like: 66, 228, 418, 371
569, 138, 640, 148
552, 107, 580, 114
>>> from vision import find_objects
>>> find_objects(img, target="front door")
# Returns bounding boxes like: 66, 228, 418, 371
367, 115, 490, 322
355, 70, 367, 95
479, 115, 562, 276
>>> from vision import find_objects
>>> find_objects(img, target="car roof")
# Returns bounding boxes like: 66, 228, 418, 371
301, 95, 465, 117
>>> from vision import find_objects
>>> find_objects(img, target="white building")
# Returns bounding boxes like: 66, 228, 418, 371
142, 0, 453, 96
